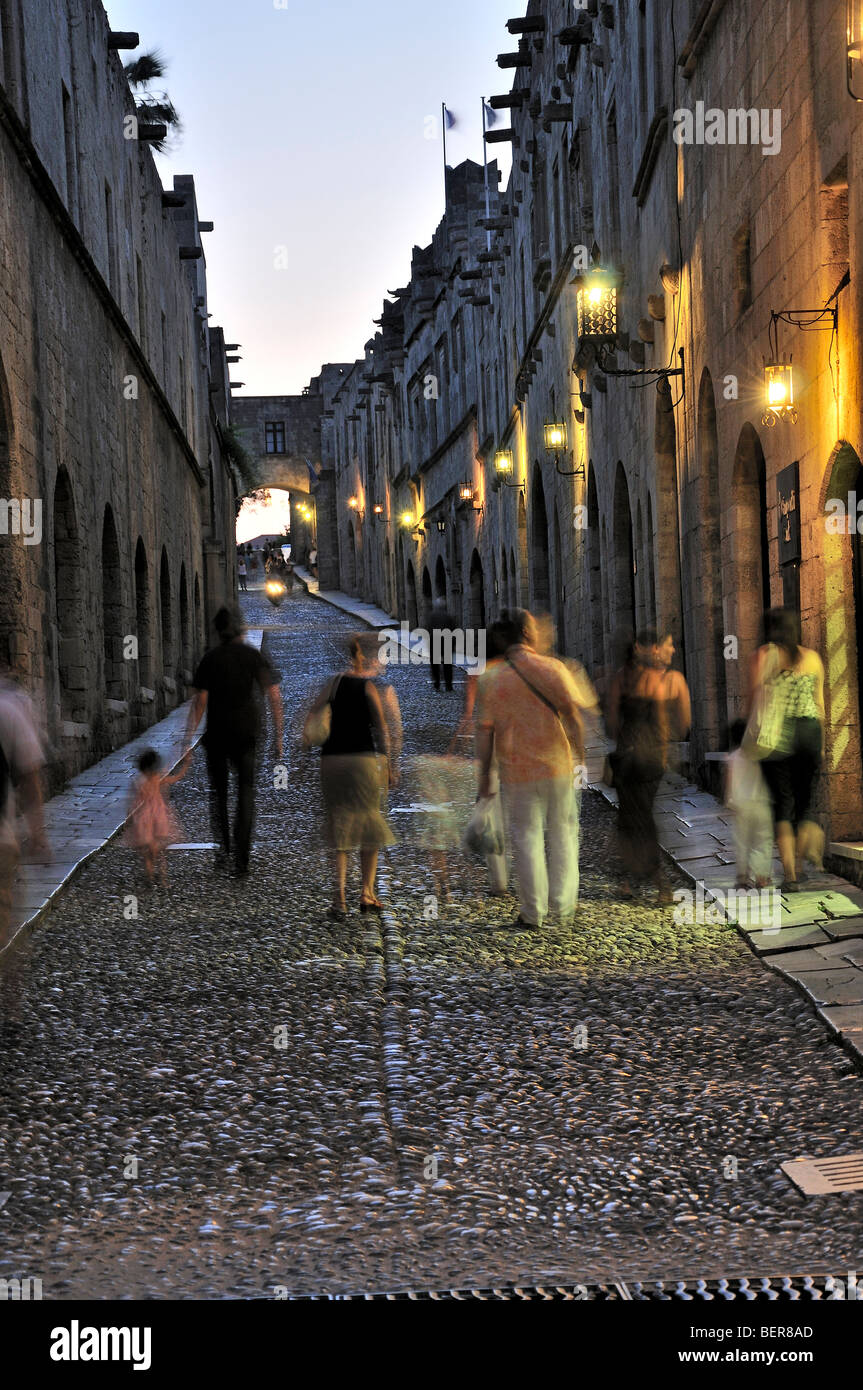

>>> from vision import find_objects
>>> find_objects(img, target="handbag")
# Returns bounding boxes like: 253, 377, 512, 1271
463, 796, 505, 858
302, 675, 342, 749
742, 646, 791, 760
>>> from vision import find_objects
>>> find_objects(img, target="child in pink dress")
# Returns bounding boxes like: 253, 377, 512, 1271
125, 748, 188, 884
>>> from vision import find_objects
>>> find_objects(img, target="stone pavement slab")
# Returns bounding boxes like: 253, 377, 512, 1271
0, 632, 264, 958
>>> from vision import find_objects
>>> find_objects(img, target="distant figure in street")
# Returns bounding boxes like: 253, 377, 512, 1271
0, 670, 47, 948
125, 748, 189, 887
748, 607, 825, 889
477, 608, 584, 930
283, 554, 295, 592
606, 630, 670, 905
655, 631, 691, 771
308, 546, 318, 580
451, 620, 510, 895
186, 606, 284, 878
306, 634, 396, 920
237, 556, 248, 593
724, 719, 773, 889
426, 597, 459, 693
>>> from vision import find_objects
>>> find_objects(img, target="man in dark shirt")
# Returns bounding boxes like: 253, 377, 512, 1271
186, 606, 283, 878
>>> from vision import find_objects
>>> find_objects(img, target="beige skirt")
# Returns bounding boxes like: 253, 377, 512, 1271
320, 754, 396, 851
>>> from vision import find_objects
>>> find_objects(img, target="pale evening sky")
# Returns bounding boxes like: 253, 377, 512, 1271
104, 0, 515, 397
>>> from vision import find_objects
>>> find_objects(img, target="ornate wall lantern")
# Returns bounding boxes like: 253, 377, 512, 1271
494, 448, 514, 477
372, 503, 388, 521
543, 420, 568, 453
573, 268, 618, 345
762, 358, 796, 426
436, 517, 447, 534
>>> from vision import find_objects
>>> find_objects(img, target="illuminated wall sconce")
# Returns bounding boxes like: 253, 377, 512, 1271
399, 510, 424, 538
347, 495, 364, 518
436, 517, 447, 534
372, 503, 388, 521
544, 419, 583, 478
762, 357, 796, 426
543, 420, 567, 453
849, 0, 863, 98
572, 267, 618, 345
458, 483, 482, 512
494, 448, 514, 476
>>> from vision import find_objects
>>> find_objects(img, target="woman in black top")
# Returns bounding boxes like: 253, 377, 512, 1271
308, 635, 396, 919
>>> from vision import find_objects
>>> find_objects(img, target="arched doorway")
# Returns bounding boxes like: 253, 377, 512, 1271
530, 462, 551, 611
655, 379, 684, 654
823, 441, 863, 836
646, 493, 657, 630
587, 465, 605, 672
134, 538, 152, 689
421, 564, 433, 621
509, 546, 517, 608
179, 563, 190, 679
101, 505, 124, 699
53, 468, 84, 721
517, 493, 529, 603
160, 547, 173, 680
725, 423, 771, 672
0, 351, 21, 670
692, 369, 729, 744
405, 561, 418, 630
193, 573, 202, 659
469, 549, 485, 629
434, 554, 447, 600
612, 461, 636, 647
553, 503, 565, 652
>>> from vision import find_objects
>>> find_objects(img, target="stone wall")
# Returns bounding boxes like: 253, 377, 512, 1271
0, 0, 237, 790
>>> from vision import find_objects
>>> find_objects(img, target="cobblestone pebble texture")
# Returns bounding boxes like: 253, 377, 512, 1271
0, 592, 861, 1297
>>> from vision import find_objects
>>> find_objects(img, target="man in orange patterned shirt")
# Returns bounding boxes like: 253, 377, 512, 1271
477, 609, 583, 930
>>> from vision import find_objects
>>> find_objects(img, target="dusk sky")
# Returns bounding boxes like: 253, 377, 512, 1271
104, 0, 515, 397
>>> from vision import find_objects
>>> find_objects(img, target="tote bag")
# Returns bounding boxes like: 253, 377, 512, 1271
742, 647, 791, 760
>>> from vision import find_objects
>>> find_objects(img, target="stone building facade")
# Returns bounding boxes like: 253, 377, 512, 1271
0, 0, 238, 789
246, 0, 863, 847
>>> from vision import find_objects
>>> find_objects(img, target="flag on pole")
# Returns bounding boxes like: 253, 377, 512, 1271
483, 101, 500, 127
443, 105, 457, 129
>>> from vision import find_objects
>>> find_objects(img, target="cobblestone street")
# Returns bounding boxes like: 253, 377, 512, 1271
1, 589, 862, 1298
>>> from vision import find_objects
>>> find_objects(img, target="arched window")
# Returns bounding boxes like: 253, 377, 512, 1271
530, 462, 551, 610
160, 547, 173, 676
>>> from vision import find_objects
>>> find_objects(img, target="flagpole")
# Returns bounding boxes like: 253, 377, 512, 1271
441, 101, 449, 254
482, 97, 491, 253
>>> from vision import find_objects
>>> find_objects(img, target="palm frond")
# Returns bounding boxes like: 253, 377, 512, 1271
124, 50, 166, 87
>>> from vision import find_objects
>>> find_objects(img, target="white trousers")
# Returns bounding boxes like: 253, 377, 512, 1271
503, 775, 579, 926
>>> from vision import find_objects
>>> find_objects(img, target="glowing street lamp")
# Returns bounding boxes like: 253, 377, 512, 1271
543, 420, 568, 453
574, 267, 618, 345
762, 357, 796, 425
494, 448, 514, 476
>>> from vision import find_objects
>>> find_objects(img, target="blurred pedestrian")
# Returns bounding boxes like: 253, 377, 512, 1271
426, 597, 459, 693
186, 605, 283, 879
0, 671, 47, 948
748, 607, 825, 889
451, 620, 510, 895
308, 546, 318, 580
124, 748, 189, 887
606, 630, 671, 905
655, 631, 691, 770
477, 608, 583, 930
237, 555, 248, 593
724, 719, 773, 889
306, 635, 396, 920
